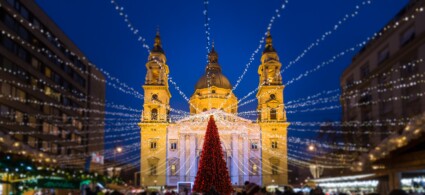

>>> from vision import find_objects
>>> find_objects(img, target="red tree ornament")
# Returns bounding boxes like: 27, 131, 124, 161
193, 116, 233, 194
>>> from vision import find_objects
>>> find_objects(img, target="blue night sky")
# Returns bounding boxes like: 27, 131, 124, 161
35, 0, 408, 160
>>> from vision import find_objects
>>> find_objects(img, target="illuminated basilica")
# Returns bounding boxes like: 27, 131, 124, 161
139, 31, 289, 187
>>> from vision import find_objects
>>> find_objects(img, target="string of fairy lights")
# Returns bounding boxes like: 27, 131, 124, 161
236, 58, 424, 116
231, 0, 289, 91
1, 0, 424, 180
214, 0, 374, 113
0, 4, 144, 101
281, 0, 373, 73
222, 5, 425, 113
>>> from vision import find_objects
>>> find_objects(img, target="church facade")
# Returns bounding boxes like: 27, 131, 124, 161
139, 32, 289, 187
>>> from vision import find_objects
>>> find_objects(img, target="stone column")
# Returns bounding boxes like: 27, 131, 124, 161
389, 171, 402, 191
242, 133, 249, 183
147, 70, 152, 84
179, 134, 186, 182
189, 134, 197, 182
231, 133, 239, 185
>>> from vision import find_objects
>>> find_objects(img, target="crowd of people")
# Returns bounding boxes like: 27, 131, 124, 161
83, 181, 420, 195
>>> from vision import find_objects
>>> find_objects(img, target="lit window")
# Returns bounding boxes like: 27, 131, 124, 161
252, 164, 258, 175
15, 111, 23, 123
171, 164, 176, 175
45, 67, 52, 78
28, 116, 36, 128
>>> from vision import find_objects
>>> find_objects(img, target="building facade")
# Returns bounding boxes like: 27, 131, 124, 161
139, 32, 289, 187
0, 0, 105, 170
340, 0, 425, 147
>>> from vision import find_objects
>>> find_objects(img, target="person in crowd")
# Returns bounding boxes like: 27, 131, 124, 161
205, 186, 220, 195
389, 189, 408, 195
310, 187, 325, 195
245, 182, 261, 195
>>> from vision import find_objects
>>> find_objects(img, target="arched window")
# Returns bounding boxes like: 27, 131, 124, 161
252, 164, 258, 175
270, 94, 276, 100
270, 108, 277, 120
151, 108, 158, 120
272, 164, 279, 175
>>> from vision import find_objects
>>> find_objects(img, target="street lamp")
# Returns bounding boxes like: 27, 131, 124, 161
308, 144, 321, 179
308, 144, 315, 152
112, 146, 123, 177
114, 146, 123, 162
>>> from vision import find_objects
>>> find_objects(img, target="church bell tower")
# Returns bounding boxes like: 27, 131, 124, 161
139, 31, 171, 187
257, 31, 289, 185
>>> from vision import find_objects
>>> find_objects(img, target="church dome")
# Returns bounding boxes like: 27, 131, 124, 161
195, 71, 232, 89
194, 46, 232, 90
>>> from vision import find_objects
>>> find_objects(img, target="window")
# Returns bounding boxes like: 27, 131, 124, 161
400, 26, 415, 46
42, 122, 50, 134
171, 164, 177, 175
270, 94, 276, 99
170, 141, 177, 150
15, 111, 23, 123
272, 128, 277, 131
150, 165, 157, 175
271, 141, 278, 149
378, 48, 390, 64
28, 116, 36, 128
251, 141, 258, 150
152, 94, 158, 100
203, 108, 207, 112
61, 130, 68, 139
346, 75, 354, 87
360, 64, 370, 79
212, 90, 216, 94
1, 83, 11, 95
252, 164, 258, 175
51, 143, 58, 154
42, 141, 49, 152
150, 141, 157, 149
272, 165, 279, 175
270, 108, 277, 120
151, 108, 158, 120
151, 128, 157, 132
16, 89, 26, 100
28, 136, 37, 148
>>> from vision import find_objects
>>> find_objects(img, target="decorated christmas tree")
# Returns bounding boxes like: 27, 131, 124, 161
193, 115, 233, 194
